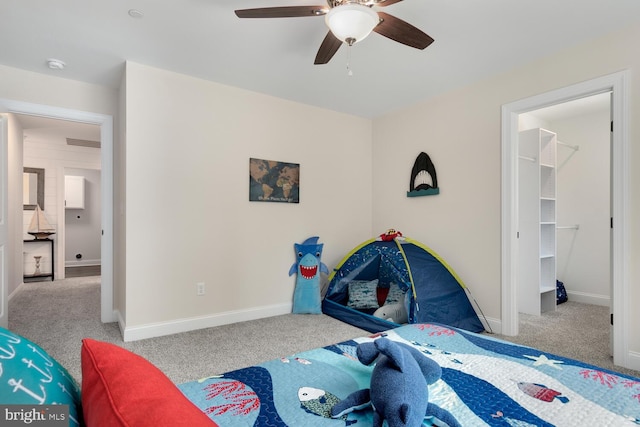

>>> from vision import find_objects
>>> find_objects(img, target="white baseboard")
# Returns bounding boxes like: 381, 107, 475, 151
116, 310, 125, 337
565, 290, 610, 307
122, 303, 293, 342
121, 307, 504, 341
8, 283, 25, 302
626, 350, 640, 372
481, 316, 502, 335
65, 259, 101, 267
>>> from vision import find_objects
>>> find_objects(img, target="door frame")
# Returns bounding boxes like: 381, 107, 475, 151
0, 99, 116, 323
0, 115, 8, 327
500, 71, 629, 367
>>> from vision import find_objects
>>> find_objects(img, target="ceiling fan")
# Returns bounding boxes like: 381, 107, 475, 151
235, 0, 434, 65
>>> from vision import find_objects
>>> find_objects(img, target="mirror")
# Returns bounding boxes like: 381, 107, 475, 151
23, 167, 45, 210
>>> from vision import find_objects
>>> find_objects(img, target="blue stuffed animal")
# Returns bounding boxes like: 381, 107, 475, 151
288, 236, 328, 314
331, 338, 461, 427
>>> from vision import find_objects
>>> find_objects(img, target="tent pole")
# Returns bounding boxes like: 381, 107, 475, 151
465, 288, 493, 334
393, 238, 419, 317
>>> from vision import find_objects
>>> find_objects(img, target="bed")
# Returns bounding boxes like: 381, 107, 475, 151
178, 323, 640, 426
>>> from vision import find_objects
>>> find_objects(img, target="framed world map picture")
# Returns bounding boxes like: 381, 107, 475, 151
249, 158, 300, 203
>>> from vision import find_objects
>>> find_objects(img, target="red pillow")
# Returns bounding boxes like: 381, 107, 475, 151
376, 286, 390, 307
81, 338, 217, 427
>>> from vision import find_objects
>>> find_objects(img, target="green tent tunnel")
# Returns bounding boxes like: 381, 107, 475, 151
322, 234, 486, 333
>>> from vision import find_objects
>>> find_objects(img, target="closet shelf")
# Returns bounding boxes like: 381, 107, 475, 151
540, 285, 556, 294
518, 128, 557, 316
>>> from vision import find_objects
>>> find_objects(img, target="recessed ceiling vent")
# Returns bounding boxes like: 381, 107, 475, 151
66, 138, 101, 149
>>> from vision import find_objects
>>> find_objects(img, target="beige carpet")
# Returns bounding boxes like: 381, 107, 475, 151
8, 277, 639, 386
8, 277, 367, 384
494, 301, 639, 377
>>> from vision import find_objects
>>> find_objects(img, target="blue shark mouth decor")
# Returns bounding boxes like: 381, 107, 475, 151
407, 152, 439, 197
289, 236, 329, 314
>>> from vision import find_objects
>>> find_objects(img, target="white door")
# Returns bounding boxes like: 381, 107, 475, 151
0, 115, 8, 328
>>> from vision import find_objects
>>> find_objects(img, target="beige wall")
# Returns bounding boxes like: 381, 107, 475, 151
122, 62, 373, 338
0, 62, 373, 340
372, 22, 640, 364
0, 65, 117, 116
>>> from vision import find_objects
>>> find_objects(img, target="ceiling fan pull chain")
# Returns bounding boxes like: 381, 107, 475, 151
346, 44, 353, 76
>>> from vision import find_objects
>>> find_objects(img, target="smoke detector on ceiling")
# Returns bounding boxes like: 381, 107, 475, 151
47, 59, 66, 70
128, 9, 144, 18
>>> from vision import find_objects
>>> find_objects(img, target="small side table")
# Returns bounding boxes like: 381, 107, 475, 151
23, 238, 55, 281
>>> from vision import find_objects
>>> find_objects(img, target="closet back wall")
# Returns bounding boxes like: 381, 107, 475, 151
65, 168, 102, 267
551, 109, 610, 306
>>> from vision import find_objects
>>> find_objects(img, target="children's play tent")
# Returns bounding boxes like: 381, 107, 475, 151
322, 233, 485, 333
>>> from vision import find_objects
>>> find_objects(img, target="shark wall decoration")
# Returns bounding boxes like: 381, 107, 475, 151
407, 152, 439, 197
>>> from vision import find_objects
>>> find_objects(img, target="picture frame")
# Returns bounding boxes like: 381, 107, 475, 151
249, 158, 300, 203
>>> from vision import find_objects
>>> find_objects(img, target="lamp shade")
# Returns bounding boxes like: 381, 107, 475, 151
325, 4, 379, 45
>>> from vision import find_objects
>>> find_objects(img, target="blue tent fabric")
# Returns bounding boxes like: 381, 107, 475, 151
322, 236, 484, 333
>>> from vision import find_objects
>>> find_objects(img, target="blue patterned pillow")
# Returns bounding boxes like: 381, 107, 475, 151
384, 282, 406, 305
347, 279, 380, 309
0, 327, 82, 427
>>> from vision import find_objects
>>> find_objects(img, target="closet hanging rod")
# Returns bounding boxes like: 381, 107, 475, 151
556, 225, 580, 230
558, 141, 579, 151
518, 155, 536, 162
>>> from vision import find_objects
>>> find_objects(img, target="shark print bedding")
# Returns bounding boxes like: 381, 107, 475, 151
178, 323, 640, 426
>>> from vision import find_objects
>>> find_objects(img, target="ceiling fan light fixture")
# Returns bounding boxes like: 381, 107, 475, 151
325, 4, 379, 45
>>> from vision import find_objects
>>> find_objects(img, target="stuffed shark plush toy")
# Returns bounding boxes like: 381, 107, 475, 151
373, 303, 408, 324
288, 236, 328, 314
331, 338, 461, 427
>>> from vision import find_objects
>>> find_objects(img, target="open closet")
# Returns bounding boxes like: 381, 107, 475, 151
517, 93, 611, 316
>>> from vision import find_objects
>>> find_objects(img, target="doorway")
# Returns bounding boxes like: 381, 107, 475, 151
516, 93, 612, 357
0, 98, 115, 325
64, 167, 102, 278
520, 93, 611, 307
500, 71, 630, 369
18, 116, 102, 281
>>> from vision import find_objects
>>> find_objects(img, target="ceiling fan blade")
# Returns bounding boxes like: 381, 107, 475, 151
373, 12, 434, 50
235, 6, 327, 18
377, 0, 404, 7
314, 31, 342, 64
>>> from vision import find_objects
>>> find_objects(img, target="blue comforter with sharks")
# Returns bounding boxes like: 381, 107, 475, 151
178, 323, 640, 426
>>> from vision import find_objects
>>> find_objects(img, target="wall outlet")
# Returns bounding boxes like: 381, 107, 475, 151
196, 282, 205, 296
